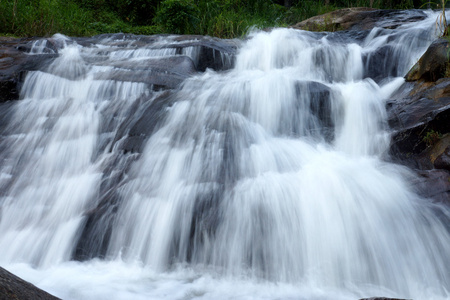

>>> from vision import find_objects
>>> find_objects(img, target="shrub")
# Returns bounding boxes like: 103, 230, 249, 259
154, 0, 199, 34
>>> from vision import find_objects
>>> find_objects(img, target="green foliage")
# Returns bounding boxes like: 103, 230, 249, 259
283, 1, 337, 25
154, 0, 199, 34
153, 0, 288, 38
0, 0, 94, 36
423, 129, 442, 146
421, 0, 449, 36
0, 0, 432, 38
107, 0, 159, 25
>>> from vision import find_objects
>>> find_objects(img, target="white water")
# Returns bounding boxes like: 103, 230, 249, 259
1, 11, 449, 300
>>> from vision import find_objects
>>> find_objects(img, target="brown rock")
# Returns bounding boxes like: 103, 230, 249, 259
292, 8, 426, 32
388, 79, 450, 163
405, 38, 450, 82
434, 145, 450, 171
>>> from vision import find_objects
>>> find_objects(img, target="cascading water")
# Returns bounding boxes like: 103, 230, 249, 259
0, 11, 449, 300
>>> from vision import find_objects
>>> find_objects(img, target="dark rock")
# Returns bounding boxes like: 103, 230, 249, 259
360, 298, 411, 300
94, 56, 197, 89
363, 45, 399, 81
434, 145, 450, 171
74, 91, 177, 260
163, 35, 238, 71
388, 79, 450, 164
0, 266, 60, 300
388, 38, 450, 202
0, 38, 58, 102
113, 90, 176, 154
405, 38, 450, 82
296, 81, 334, 140
0, 34, 237, 103
78, 33, 238, 72
414, 169, 450, 204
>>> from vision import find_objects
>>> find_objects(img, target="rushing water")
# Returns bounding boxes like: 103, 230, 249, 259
1, 11, 449, 300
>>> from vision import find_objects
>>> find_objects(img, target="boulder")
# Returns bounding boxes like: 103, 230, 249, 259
405, 38, 450, 82
388, 38, 450, 202
388, 79, 450, 165
0, 266, 60, 300
292, 8, 426, 32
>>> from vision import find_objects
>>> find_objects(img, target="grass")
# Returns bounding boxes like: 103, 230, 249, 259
0, 0, 422, 38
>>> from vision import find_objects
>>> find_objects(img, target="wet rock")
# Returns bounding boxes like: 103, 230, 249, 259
414, 169, 450, 204
434, 145, 450, 171
363, 45, 399, 81
388, 38, 450, 202
292, 7, 376, 31
0, 34, 237, 102
359, 298, 411, 300
113, 90, 176, 154
292, 8, 426, 32
0, 38, 58, 102
170, 35, 238, 71
296, 81, 334, 140
405, 38, 450, 82
94, 55, 197, 89
79, 33, 238, 72
0, 266, 60, 300
388, 79, 450, 165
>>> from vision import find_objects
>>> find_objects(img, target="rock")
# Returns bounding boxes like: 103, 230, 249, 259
112, 90, 176, 154
292, 8, 426, 32
0, 38, 58, 102
296, 81, 334, 140
292, 7, 376, 31
363, 45, 400, 82
414, 169, 450, 204
360, 298, 411, 300
0, 34, 238, 102
78, 33, 238, 72
0, 266, 60, 300
74, 91, 177, 260
388, 38, 450, 202
171, 35, 238, 71
388, 79, 450, 166
405, 38, 450, 82
434, 144, 450, 171
93, 56, 197, 89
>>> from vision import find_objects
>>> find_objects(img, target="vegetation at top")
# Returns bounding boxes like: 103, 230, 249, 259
0, 0, 444, 38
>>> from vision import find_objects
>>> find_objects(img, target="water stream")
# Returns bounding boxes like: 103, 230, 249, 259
0, 10, 449, 300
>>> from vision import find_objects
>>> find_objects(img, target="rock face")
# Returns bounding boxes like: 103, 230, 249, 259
387, 39, 450, 203
0, 34, 239, 263
0, 266, 60, 300
405, 38, 450, 82
0, 37, 58, 102
0, 34, 238, 103
292, 8, 426, 32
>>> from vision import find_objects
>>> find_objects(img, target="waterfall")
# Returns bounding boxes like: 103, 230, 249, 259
0, 11, 449, 300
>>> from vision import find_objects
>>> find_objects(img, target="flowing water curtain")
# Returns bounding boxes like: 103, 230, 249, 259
0, 10, 449, 300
